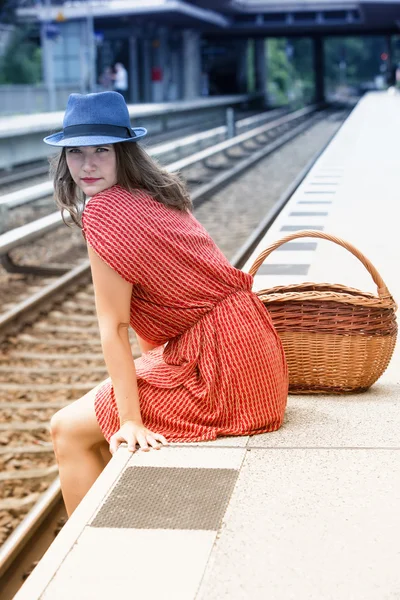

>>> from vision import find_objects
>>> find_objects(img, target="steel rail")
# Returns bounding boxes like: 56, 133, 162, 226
166, 104, 317, 173
0, 479, 61, 579
0, 261, 90, 339
190, 110, 324, 206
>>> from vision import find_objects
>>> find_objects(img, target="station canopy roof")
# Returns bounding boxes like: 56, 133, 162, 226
16, 0, 400, 35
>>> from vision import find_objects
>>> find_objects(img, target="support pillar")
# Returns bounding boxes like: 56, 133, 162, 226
79, 23, 87, 93
129, 34, 140, 103
238, 40, 249, 94
255, 38, 268, 107
169, 38, 181, 101
386, 35, 394, 86
142, 37, 152, 102
41, 0, 56, 111
182, 29, 201, 99
86, 3, 96, 93
313, 36, 325, 103
151, 28, 168, 103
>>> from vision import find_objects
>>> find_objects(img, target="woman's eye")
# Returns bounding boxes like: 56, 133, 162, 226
68, 148, 81, 154
96, 147, 108, 153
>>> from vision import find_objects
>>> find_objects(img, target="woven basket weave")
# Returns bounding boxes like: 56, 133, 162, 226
249, 231, 398, 394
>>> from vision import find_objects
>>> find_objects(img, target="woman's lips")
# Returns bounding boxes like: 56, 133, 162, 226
81, 178, 101, 183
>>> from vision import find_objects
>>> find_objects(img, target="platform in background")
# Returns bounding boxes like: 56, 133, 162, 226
0, 94, 256, 172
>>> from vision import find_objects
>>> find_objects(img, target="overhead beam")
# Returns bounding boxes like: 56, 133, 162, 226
17, 0, 230, 27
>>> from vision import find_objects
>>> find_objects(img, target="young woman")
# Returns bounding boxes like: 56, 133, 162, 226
44, 91, 288, 516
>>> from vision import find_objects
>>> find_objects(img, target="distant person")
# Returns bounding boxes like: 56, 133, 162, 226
396, 65, 400, 87
43, 91, 288, 516
99, 66, 114, 91
113, 62, 128, 101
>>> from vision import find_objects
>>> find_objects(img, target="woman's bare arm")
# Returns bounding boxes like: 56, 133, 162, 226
87, 245, 142, 425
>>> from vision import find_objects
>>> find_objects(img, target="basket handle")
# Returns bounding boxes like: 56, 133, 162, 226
248, 230, 393, 300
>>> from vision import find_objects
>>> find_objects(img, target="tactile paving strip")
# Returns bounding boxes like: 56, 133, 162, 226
275, 242, 317, 251
289, 211, 329, 216
280, 225, 324, 231
257, 264, 310, 275
91, 467, 239, 530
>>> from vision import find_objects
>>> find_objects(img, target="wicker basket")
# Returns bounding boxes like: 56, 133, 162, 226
248, 231, 398, 394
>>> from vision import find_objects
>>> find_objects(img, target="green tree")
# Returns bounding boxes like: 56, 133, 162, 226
292, 38, 314, 104
324, 36, 387, 92
0, 26, 42, 84
267, 35, 389, 105
267, 38, 292, 105
267, 37, 314, 106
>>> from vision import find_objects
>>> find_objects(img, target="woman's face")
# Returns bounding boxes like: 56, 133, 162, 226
66, 145, 118, 196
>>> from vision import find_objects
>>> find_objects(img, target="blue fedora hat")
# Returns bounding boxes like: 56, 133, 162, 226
43, 91, 147, 147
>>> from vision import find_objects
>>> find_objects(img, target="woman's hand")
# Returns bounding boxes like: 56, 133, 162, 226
109, 420, 168, 455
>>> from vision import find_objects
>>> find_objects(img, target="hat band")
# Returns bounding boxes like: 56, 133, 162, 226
63, 124, 135, 139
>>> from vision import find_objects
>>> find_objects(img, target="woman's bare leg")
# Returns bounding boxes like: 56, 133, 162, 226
50, 383, 111, 517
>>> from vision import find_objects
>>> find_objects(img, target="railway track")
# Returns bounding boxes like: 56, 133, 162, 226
0, 105, 348, 598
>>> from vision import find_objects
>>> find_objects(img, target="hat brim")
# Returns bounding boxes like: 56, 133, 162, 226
43, 127, 147, 147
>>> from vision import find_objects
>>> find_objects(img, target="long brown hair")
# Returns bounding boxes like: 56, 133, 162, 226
50, 142, 192, 227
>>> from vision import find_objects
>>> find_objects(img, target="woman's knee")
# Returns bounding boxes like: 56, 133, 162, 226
50, 403, 91, 456
50, 391, 105, 457
50, 406, 76, 457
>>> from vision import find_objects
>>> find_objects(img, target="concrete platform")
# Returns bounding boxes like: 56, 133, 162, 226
15, 92, 400, 599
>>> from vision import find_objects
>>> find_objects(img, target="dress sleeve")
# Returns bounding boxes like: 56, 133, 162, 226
81, 190, 140, 284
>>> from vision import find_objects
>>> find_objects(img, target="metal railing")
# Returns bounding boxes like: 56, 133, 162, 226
0, 93, 263, 171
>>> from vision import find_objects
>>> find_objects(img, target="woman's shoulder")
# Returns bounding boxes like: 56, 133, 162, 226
86, 184, 151, 206
84, 185, 153, 218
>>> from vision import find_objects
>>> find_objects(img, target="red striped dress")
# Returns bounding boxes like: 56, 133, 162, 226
82, 184, 288, 443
